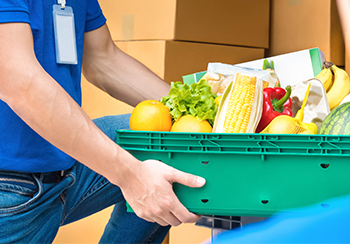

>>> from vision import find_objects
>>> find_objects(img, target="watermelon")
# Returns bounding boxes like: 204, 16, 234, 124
319, 102, 350, 135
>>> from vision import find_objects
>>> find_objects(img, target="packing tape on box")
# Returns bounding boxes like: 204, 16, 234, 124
122, 15, 134, 40
288, 0, 302, 6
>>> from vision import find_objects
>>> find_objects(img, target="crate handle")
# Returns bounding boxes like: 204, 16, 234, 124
320, 163, 330, 169
201, 199, 209, 203
261, 200, 269, 204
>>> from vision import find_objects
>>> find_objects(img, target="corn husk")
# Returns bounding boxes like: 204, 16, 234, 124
213, 72, 264, 133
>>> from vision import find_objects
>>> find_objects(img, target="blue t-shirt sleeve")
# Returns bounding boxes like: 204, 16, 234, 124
0, 0, 30, 24
85, 0, 107, 32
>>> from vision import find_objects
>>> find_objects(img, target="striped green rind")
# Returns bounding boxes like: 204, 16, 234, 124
319, 102, 350, 135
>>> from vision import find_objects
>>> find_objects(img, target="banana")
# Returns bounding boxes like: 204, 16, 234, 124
340, 93, 350, 106
327, 65, 350, 110
315, 67, 333, 92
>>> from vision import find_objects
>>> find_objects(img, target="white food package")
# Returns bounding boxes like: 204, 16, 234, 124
291, 78, 330, 130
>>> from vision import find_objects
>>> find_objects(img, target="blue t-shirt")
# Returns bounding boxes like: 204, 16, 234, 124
0, 0, 106, 172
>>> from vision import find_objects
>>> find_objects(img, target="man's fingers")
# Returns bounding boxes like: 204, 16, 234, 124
151, 217, 169, 227
134, 201, 183, 226
141, 212, 181, 226
159, 212, 182, 227
171, 169, 206, 188
135, 211, 168, 226
168, 194, 202, 224
146, 193, 201, 225
124, 160, 206, 226
164, 168, 205, 223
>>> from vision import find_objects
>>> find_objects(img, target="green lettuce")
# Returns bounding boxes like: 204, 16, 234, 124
160, 79, 218, 125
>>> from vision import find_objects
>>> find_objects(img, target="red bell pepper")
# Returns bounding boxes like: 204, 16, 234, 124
256, 86, 293, 133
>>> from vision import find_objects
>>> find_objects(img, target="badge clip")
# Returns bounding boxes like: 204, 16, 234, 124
58, 0, 66, 9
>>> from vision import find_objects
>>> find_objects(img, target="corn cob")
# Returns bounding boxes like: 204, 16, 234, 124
212, 72, 263, 133
222, 73, 256, 133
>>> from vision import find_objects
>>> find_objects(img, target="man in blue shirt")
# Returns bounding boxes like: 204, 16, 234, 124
0, 0, 205, 243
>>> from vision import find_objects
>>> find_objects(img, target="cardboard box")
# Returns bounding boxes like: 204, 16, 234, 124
99, 0, 270, 48
169, 223, 211, 244
116, 40, 265, 84
268, 0, 344, 66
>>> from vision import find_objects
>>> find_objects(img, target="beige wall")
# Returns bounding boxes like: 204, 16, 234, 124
80, 76, 134, 119
53, 207, 113, 244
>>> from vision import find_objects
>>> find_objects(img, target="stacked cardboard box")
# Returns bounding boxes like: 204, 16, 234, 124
99, 0, 270, 84
116, 40, 265, 83
268, 0, 345, 67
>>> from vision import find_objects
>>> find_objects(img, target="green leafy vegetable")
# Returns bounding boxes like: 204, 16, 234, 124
160, 79, 218, 125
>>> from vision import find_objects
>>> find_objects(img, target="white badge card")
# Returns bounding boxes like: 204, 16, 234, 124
52, 4, 78, 65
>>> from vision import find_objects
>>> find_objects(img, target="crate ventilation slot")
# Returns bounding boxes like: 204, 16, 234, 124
261, 200, 269, 204
201, 161, 209, 165
201, 199, 209, 203
320, 163, 330, 169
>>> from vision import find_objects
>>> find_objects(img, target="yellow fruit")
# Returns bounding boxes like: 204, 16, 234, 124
262, 116, 298, 134
315, 67, 333, 92
327, 65, 350, 110
130, 100, 172, 131
215, 95, 222, 105
171, 115, 212, 133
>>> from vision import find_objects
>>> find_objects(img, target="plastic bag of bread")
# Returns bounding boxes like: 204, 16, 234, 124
200, 72, 226, 95
205, 62, 278, 95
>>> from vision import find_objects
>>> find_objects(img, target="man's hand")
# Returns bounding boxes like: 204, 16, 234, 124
119, 159, 206, 226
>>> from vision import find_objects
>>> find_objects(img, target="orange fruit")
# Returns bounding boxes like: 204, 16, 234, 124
130, 100, 172, 131
170, 115, 212, 133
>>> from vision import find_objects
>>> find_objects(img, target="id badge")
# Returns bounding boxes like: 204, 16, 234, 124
52, 4, 78, 65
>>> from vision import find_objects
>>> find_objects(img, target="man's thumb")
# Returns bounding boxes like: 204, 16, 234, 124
173, 170, 206, 188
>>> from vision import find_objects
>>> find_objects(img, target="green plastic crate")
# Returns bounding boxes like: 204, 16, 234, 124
116, 130, 350, 217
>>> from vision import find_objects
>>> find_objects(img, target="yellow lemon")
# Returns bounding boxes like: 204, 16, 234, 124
215, 95, 222, 105
171, 115, 212, 133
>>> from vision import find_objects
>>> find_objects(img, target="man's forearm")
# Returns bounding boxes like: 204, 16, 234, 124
0, 23, 137, 185
336, 0, 350, 60
82, 25, 170, 107
6, 63, 137, 185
